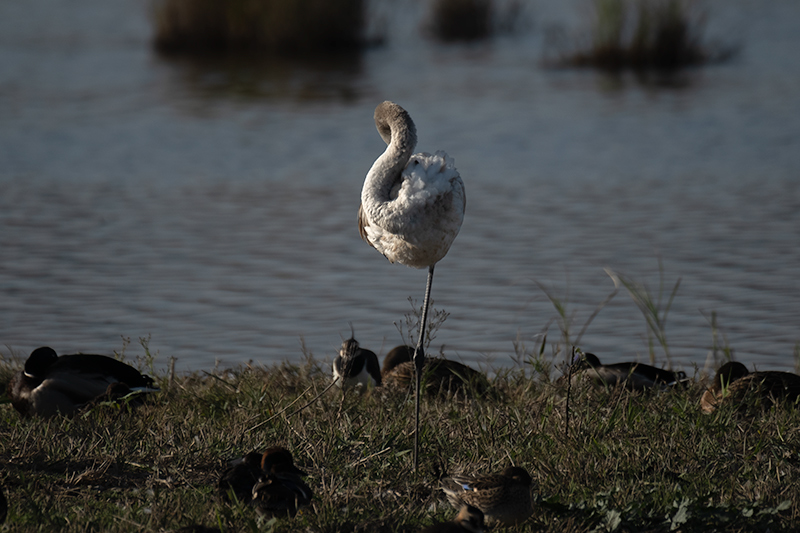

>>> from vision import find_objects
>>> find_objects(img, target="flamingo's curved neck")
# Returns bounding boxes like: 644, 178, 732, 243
363, 108, 417, 205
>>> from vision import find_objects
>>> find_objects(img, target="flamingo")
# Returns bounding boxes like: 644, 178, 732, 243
357, 101, 465, 470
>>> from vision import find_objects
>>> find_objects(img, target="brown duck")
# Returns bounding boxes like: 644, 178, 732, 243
381, 345, 489, 398
219, 447, 312, 517
701, 361, 800, 413
441, 466, 533, 526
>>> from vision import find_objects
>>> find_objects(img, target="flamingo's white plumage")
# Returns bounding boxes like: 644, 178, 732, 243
358, 101, 465, 267
358, 101, 465, 470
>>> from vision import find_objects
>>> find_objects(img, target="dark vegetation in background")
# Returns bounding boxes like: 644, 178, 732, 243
151, 0, 366, 55
550, 0, 736, 72
428, 0, 492, 42
150, 0, 734, 76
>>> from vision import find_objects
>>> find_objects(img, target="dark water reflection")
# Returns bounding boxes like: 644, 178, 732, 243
158, 51, 366, 104
0, 0, 798, 375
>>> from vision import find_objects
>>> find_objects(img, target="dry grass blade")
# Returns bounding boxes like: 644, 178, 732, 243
605, 261, 680, 366
535, 277, 619, 358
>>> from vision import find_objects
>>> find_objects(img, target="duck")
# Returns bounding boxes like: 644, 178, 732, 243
558, 352, 687, 391
218, 451, 264, 503
332, 335, 381, 389
419, 505, 485, 533
381, 345, 489, 398
441, 466, 533, 527
6, 346, 159, 417
219, 447, 312, 517
700, 361, 800, 414
253, 447, 313, 517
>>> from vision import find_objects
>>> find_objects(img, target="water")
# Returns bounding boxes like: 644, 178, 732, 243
1, 0, 798, 374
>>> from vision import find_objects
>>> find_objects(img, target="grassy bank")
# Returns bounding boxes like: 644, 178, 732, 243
1, 346, 799, 532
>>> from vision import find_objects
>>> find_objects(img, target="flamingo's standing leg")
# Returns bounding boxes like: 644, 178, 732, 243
413, 263, 435, 472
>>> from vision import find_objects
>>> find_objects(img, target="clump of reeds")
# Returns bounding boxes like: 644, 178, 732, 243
150, 0, 366, 55
426, 0, 525, 42
560, 0, 731, 71
428, 0, 493, 42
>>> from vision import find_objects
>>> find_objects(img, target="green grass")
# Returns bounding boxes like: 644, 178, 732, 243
2, 345, 800, 532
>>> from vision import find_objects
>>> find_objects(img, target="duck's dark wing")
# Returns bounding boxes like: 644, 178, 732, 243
333, 353, 364, 379
727, 371, 800, 409
52, 354, 155, 388
362, 349, 382, 386
382, 345, 415, 375
274, 472, 313, 507
219, 454, 262, 503
429, 359, 489, 396
625, 362, 685, 384
599, 362, 684, 388
252, 475, 307, 517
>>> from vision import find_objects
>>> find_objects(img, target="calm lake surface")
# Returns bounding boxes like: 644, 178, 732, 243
1, 0, 798, 374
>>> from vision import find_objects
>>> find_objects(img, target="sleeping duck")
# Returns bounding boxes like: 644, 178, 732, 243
251, 448, 313, 517
6, 346, 159, 417
558, 352, 687, 391
441, 466, 533, 527
381, 345, 490, 398
219, 447, 312, 517
700, 361, 800, 414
